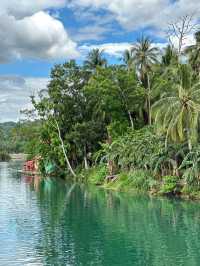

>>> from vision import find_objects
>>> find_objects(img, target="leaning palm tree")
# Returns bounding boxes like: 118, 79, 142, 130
185, 31, 200, 76
131, 36, 159, 124
152, 64, 200, 150
84, 49, 107, 71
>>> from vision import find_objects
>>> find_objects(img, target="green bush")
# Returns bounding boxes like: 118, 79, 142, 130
128, 170, 153, 191
107, 170, 155, 191
87, 165, 108, 184
106, 172, 130, 190
96, 127, 165, 173
179, 147, 200, 186
160, 175, 179, 195
181, 184, 200, 198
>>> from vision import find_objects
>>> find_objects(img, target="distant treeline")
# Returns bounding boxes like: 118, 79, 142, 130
0, 121, 40, 155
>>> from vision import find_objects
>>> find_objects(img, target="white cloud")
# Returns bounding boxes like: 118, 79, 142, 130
0, 76, 49, 122
80, 42, 167, 58
74, 25, 112, 42
0, 0, 79, 63
1, 0, 198, 63
0, 11, 79, 63
80, 43, 132, 58
0, 0, 66, 18
69, 7, 115, 42
170, 34, 196, 51
70, 0, 200, 31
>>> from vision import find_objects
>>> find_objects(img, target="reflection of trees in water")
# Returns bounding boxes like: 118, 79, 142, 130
92, 192, 200, 266
33, 178, 77, 265
29, 178, 200, 265
80, 189, 200, 265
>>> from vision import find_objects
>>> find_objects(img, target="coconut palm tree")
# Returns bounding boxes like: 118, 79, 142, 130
152, 64, 200, 150
131, 36, 159, 124
84, 49, 107, 71
123, 49, 133, 72
162, 45, 178, 67
185, 31, 200, 76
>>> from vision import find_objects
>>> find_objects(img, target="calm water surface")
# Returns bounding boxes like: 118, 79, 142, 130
1, 161, 200, 265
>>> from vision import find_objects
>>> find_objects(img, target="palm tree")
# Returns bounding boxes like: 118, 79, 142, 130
123, 49, 133, 72
162, 45, 178, 67
152, 64, 200, 150
131, 36, 159, 124
185, 31, 200, 76
84, 49, 107, 70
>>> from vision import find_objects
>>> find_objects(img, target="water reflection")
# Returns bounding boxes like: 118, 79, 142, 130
1, 162, 200, 265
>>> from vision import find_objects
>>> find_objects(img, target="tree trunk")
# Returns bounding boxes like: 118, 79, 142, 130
186, 112, 192, 151
107, 134, 114, 176
118, 86, 134, 129
54, 119, 76, 177
84, 157, 88, 170
128, 110, 134, 129
84, 145, 88, 170
187, 130, 192, 151
147, 74, 151, 125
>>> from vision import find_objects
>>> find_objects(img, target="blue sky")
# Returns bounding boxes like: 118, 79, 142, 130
0, 0, 199, 121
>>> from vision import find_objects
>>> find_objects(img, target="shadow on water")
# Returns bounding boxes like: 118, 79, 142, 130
1, 161, 200, 265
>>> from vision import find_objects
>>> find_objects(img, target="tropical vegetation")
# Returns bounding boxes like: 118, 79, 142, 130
22, 30, 200, 199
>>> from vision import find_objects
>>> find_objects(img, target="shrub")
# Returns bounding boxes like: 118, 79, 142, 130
87, 165, 108, 184
179, 147, 200, 186
107, 172, 130, 190
128, 170, 153, 191
96, 127, 165, 173
160, 175, 179, 195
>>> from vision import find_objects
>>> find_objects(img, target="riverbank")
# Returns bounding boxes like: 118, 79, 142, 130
82, 166, 200, 201
21, 157, 200, 201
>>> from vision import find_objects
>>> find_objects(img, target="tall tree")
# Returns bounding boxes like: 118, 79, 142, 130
152, 64, 200, 150
32, 60, 89, 175
84, 66, 144, 130
84, 49, 107, 71
131, 36, 159, 124
162, 45, 178, 67
167, 14, 195, 58
122, 49, 133, 72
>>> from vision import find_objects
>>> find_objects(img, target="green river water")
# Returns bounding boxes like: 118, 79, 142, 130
1, 161, 200, 265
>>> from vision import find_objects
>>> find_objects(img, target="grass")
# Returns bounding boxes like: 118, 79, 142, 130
85, 166, 155, 192
83, 165, 108, 185
82, 165, 200, 200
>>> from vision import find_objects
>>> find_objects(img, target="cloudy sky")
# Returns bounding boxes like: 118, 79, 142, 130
0, 0, 199, 122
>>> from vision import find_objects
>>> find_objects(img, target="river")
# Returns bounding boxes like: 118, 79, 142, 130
1, 161, 200, 265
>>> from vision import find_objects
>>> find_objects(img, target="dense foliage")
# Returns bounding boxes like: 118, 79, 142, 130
0, 122, 21, 153
26, 31, 200, 198
0, 121, 39, 157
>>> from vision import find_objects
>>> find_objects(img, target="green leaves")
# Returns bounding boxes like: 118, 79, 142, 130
152, 64, 200, 148
84, 66, 144, 129
96, 126, 163, 172
185, 31, 200, 77
28, 42, 200, 186
131, 36, 159, 87
84, 49, 107, 71
179, 147, 200, 185
160, 175, 179, 195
